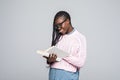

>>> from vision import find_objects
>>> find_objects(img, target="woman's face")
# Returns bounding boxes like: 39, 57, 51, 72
54, 17, 69, 35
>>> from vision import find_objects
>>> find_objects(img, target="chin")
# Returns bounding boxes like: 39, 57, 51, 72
59, 32, 64, 35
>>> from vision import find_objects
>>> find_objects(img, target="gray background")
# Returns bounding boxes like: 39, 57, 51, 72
0, 0, 120, 80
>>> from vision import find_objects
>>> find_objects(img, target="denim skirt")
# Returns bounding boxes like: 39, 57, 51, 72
49, 68, 79, 80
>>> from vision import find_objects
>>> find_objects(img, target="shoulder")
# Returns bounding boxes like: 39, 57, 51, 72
72, 29, 86, 40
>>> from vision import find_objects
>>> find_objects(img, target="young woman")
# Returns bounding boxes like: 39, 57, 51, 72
43, 11, 87, 80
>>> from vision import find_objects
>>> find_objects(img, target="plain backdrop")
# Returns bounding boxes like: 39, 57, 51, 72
0, 0, 120, 80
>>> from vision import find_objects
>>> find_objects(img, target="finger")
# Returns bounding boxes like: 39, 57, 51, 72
52, 53, 55, 58
54, 54, 57, 59
43, 56, 48, 59
51, 54, 57, 61
49, 54, 52, 58
52, 53, 56, 58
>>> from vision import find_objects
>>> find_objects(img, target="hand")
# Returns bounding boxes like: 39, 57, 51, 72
43, 53, 57, 64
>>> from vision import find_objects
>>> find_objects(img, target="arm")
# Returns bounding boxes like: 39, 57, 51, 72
63, 38, 86, 68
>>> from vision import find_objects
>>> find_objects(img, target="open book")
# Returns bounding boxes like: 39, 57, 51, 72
36, 46, 68, 61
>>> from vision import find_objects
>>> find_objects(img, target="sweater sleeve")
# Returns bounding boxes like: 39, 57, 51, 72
63, 37, 86, 68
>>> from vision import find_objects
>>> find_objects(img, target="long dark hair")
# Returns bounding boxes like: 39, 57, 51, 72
51, 11, 71, 46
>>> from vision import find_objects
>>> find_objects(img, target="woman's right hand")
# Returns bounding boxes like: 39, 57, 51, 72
43, 53, 57, 64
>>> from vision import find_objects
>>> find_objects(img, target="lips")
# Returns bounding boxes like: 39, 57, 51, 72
60, 29, 67, 35
59, 29, 63, 33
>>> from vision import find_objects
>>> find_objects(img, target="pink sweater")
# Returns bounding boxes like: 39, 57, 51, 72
51, 29, 87, 72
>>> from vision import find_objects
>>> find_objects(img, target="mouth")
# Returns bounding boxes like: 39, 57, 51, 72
59, 30, 67, 35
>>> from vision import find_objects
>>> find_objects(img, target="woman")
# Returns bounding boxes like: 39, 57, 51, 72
44, 11, 86, 80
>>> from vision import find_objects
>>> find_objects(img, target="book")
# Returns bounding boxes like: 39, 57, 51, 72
36, 46, 68, 61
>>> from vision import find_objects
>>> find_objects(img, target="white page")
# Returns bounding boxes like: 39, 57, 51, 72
36, 46, 68, 61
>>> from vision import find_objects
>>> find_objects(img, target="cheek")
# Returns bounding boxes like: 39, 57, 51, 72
63, 26, 68, 31
62, 23, 67, 30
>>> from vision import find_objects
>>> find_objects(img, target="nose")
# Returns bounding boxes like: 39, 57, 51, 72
58, 25, 62, 30
58, 27, 61, 30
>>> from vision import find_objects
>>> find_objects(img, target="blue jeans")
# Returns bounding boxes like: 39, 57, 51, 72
49, 68, 79, 80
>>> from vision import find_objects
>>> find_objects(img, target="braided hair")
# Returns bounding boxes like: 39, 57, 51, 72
51, 11, 71, 46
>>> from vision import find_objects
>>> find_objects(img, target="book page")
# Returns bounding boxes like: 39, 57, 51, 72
36, 46, 68, 61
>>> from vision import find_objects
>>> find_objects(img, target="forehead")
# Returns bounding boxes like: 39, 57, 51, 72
55, 16, 65, 24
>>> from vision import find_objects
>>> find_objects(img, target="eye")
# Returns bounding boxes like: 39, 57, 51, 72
59, 23, 63, 26
54, 18, 67, 30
